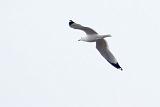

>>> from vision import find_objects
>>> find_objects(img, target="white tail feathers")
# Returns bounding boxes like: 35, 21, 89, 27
102, 34, 112, 37
99, 34, 112, 38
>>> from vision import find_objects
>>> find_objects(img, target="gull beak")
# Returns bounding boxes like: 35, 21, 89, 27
78, 37, 82, 41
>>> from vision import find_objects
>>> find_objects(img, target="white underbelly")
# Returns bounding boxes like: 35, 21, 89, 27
86, 35, 99, 42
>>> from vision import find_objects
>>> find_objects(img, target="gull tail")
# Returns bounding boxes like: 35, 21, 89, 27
100, 34, 112, 38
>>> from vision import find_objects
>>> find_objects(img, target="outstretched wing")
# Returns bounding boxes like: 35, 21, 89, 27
96, 39, 122, 70
69, 20, 98, 35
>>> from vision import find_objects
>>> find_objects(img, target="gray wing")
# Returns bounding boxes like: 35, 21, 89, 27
69, 20, 98, 35
96, 39, 122, 70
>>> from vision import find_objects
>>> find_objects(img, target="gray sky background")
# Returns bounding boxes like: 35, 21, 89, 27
0, 0, 160, 107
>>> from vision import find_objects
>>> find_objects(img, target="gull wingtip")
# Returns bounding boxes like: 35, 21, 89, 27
119, 67, 123, 71
69, 20, 74, 26
110, 62, 123, 71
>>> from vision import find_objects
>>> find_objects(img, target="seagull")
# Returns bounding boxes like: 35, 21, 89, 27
69, 20, 122, 70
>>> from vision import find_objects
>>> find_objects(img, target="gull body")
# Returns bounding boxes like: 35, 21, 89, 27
78, 34, 111, 42
69, 20, 122, 70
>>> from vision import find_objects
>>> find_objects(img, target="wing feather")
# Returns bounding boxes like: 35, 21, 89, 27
96, 39, 122, 70
69, 20, 98, 35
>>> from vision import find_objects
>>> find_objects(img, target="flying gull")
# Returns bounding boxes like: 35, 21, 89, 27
69, 20, 122, 70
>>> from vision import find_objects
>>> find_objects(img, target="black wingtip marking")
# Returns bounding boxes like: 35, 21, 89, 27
69, 20, 74, 26
110, 63, 123, 71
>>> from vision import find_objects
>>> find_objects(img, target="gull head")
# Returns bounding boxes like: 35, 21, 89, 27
78, 37, 86, 41
78, 37, 83, 41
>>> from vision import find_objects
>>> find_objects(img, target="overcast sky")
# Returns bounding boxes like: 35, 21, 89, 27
0, 0, 160, 107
